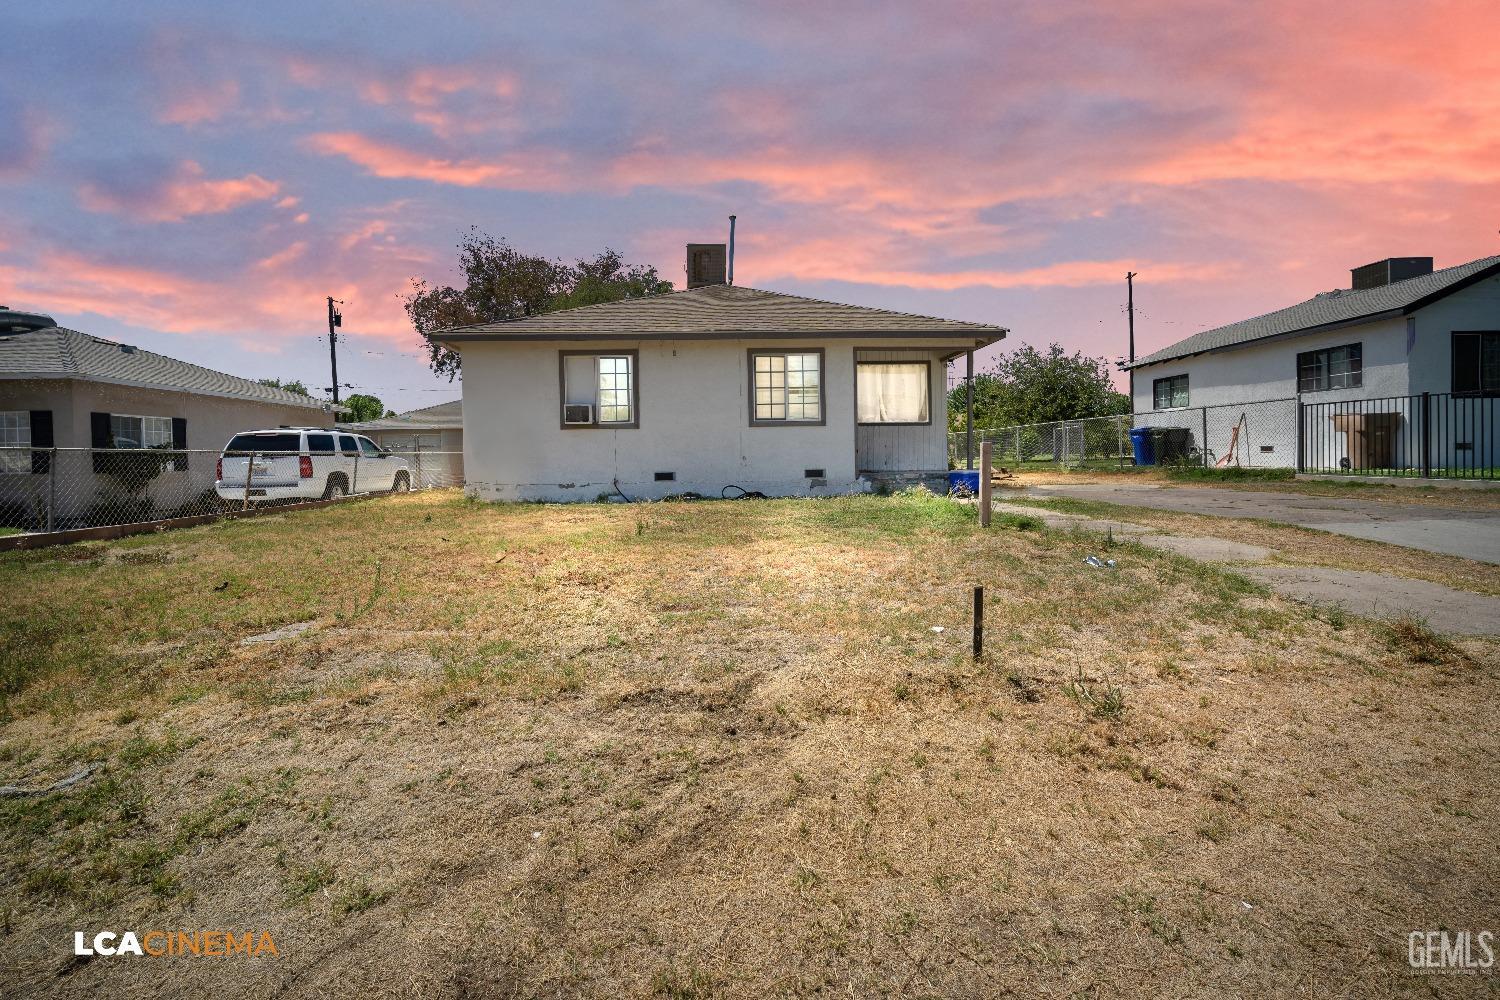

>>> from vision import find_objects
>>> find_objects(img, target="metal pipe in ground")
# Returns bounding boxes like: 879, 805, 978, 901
978, 440, 992, 527
972, 585, 984, 662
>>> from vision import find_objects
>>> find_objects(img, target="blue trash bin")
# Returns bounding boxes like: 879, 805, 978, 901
947, 470, 981, 495
1129, 427, 1155, 466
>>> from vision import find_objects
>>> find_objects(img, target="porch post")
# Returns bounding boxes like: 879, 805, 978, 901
965, 349, 975, 470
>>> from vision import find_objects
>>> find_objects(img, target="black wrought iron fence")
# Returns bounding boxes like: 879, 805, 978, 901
1299, 392, 1498, 480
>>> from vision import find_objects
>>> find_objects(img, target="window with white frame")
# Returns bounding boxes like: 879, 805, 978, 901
0, 411, 29, 474
857, 362, 930, 424
561, 352, 637, 427
751, 351, 822, 424
110, 414, 174, 450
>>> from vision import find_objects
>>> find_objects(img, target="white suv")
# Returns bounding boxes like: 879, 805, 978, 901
215, 428, 411, 504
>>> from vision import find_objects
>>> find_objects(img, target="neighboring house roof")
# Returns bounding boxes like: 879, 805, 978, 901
0, 325, 329, 409
435, 284, 1007, 342
346, 398, 462, 432
1127, 254, 1500, 370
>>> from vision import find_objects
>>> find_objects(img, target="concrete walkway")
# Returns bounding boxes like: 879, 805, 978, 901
988, 500, 1500, 636
1021, 483, 1500, 564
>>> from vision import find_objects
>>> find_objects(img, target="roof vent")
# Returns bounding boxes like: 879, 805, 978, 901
1351, 257, 1433, 290
120, 344, 137, 354
686, 244, 727, 289
0, 308, 57, 333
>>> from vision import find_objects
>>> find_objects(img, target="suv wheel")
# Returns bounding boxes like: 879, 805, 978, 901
322, 475, 348, 501
392, 472, 411, 493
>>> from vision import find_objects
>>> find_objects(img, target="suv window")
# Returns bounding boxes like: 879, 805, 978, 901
358, 437, 382, 457
306, 433, 335, 454
339, 435, 360, 456
226, 432, 301, 453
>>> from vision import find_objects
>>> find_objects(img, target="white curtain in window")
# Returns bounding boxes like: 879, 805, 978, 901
563, 355, 597, 407
857, 363, 928, 423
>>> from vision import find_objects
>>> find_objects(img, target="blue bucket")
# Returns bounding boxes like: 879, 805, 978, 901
947, 470, 981, 495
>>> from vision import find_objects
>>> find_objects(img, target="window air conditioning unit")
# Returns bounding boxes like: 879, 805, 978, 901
563, 404, 594, 425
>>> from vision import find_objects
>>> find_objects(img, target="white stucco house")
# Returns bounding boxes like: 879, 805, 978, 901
1125, 255, 1500, 474
436, 254, 1005, 502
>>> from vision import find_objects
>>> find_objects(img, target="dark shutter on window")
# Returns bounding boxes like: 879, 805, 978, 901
171, 417, 188, 470
29, 410, 53, 475
91, 411, 112, 472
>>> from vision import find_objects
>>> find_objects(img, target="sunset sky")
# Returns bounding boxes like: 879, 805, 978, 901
4, 0, 1498, 406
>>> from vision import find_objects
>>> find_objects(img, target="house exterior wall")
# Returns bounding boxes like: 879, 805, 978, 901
0, 378, 332, 527
458, 338, 971, 502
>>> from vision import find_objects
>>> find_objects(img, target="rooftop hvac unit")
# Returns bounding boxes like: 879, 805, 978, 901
563, 403, 594, 425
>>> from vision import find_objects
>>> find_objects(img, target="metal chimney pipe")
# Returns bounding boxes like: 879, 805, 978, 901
727, 215, 736, 286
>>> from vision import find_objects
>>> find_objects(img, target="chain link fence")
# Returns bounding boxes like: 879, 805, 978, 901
949, 399, 1300, 470
0, 447, 463, 535
949, 414, 1134, 470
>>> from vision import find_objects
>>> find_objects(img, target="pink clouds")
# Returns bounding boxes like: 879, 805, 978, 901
158, 78, 241, 126
78, 161, 281, 222
304, 132, 569, 190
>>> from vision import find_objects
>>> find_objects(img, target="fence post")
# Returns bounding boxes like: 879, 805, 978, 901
1420, 391, 1432, 479
1014, 427, 1021, 466
46, 447, 57, 532
1295, 395, 1304, 472
1201, 408, 1209, 468
979, 440, 992, 527
1117, 416, 1125, 469
242, 450, 254, 511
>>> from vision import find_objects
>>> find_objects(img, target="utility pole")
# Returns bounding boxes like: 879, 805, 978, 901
1125, 272, 1138, 416
326, 297, 343, 404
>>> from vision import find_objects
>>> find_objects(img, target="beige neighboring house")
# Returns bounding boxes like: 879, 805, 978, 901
0, 310, 335, 528
436, 247, 1006, 501
346, 399, 464, 486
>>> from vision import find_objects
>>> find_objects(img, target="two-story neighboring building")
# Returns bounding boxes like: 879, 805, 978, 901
1125, 255, 1500, 475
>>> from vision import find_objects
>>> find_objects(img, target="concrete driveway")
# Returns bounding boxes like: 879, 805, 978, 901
1022, 483, 1500, 564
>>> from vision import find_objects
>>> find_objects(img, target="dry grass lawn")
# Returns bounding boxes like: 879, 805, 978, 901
1, 490, 1496, 998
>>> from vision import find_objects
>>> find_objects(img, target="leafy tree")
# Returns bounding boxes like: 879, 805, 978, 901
947, 343, 1129, 430
339, 394, 386, 423
258, 378, 310, 396
405, 229, 673, 381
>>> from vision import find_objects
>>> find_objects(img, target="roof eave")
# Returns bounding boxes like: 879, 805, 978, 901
0, 371, 331, 409
436, 329, 1007, 345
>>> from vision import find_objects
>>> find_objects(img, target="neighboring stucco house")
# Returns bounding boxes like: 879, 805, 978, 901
347, 399, 464, 486
1125, 255, 1500, 472
436, 254, 1005, 502
0, 311, 335, 528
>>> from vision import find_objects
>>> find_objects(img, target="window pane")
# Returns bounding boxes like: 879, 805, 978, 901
142, 416, 173, 449
597, 355, 632, 422
857, 363, 928, 423
306, 433, 335, 454
752, 352, 819, 421
0, 412, 29, 473
110, 414, 142, 448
